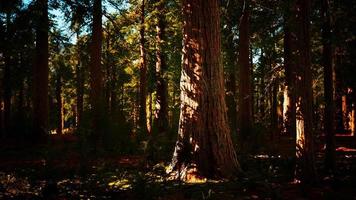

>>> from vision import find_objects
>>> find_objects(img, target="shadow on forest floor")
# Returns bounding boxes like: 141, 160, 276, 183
0, 136, 356, 199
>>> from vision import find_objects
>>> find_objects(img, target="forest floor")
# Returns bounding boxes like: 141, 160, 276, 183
0, 134, 356, 200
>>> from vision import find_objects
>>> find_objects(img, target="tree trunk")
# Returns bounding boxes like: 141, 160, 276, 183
238, 0, 253, 146
139, 0, 148, 134
56, 75, 63, 135
3, 12, 12, 137
322, 0, 336, 173
89, 0, 103, 142
271, 81, 278, 140
295, 0, 317, 184
75, 33, 84, 128
33, 0, 49, 142
168, 0, 241, 180
283, 11, 297, 138
153, 0, 168, 135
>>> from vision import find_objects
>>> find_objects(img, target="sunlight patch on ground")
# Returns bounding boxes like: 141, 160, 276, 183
108, 178, 131, 190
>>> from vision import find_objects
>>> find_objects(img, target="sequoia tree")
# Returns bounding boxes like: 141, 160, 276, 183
139, 0, 148, 134
33, 0, 49, 141
322, 0, 335, 173
89, 0, 103, 142
238, 0, 253, 142
153, 0, 168, 135
295, 0, 316, 184
167, 0, 240, 180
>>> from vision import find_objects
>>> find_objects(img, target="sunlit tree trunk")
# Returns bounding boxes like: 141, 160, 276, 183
168, 0, 240, 180
139, 0, 148, 134
322, 0, 336, 173
89, 0, 103, 142
295, 0, 316, 184
153, 0, 168, 135
238, 0, 253, 148
283, 10, 297, 138
33, 0, 49, 141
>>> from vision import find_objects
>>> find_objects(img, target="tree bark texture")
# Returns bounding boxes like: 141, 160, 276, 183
168, 0, 240, 180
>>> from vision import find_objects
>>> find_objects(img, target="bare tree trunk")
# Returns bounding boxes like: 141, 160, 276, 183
168, 0, 240, 180
154, 0, 168, 135
322, 0, 336, 173
238, 0, 253, 148
139, 0, 148, 134
56, 75, 63, 135
295, 0, 317, 184
75, 33, 84, 128
283, 10, 297, 138
33, 0, 49, 142
89, 0, 103, 143
271, 81, 278, 140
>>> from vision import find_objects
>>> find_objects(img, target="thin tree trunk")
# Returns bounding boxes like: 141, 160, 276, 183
56, 75, 63, 135
75, 33, 84, 128
238, 0, 253, 146
139, 0, 148, 134
271, 81, 278, 140
33, 0, 49, 142
89, 0, 103, 143
322, 0, 336, 173
3, 12, 12, 136
168, 0, 240, 180
154, 0, 168, 135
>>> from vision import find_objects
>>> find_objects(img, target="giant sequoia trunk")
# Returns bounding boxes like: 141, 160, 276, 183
33, 0, 49, 141
322, 0, 336, 173
153, 0, 168, 135
168, 0, 240, 180
139, 0, 148, 134
238, 0, 253, 142
89, 0, 103, 141
295, 0, 316, 184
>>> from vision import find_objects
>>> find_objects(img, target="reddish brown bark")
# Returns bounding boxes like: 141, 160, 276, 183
168, 0, 240, 180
